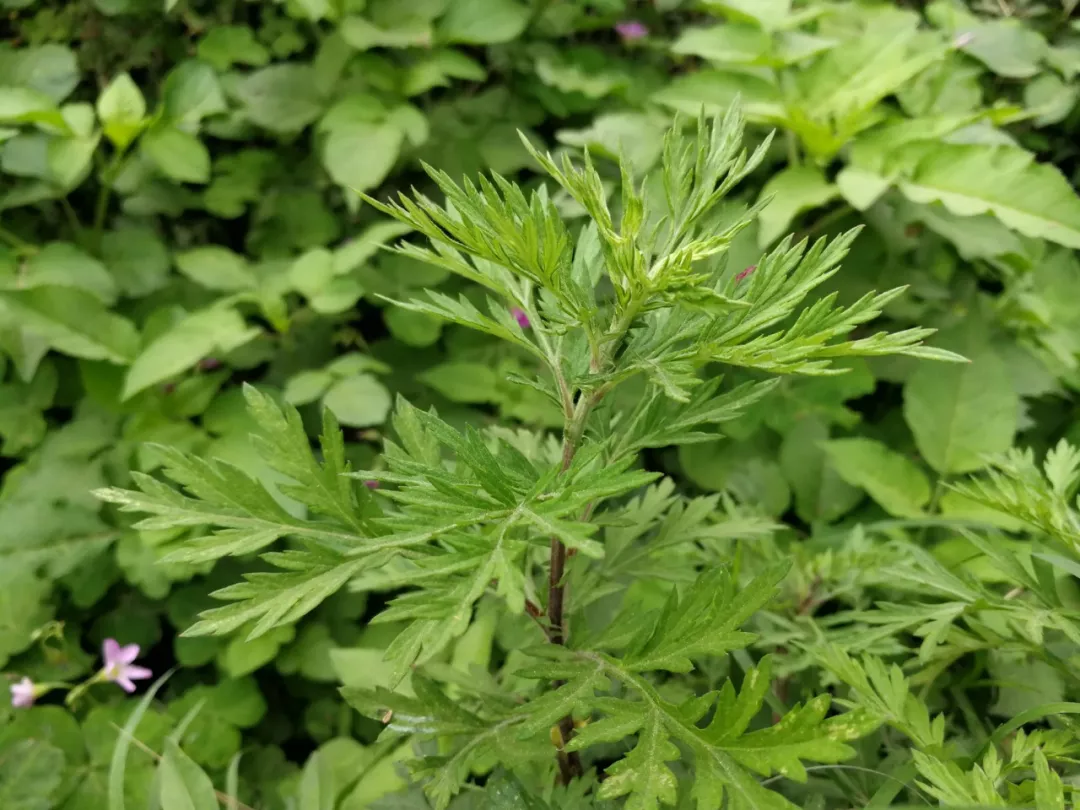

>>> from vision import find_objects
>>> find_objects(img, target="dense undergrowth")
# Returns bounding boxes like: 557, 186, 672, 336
4, 0, 1080, 808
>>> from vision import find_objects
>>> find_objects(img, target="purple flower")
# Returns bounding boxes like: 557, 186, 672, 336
735, 264, 757, 283
511, 307, 531, 329
615, 20, 649, 42
101, 639, 153, 694
10, 677, 35, 708
363, 479, 380, 490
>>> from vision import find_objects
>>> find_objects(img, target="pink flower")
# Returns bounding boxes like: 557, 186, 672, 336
616, 20, 649, 42
101, 639, 153, 694
735, 264, 757, 283
511, 307, 531, 329
363, 479, 380, 490
10, 677, 36, 708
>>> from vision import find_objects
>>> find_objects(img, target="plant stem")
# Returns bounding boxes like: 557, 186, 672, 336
548, 535, 579, 783
60, 197, 86, 245
93, 150, 126, 246
545, 295, 644, 783
547, 395, 594, 784
785, 130, 801, 167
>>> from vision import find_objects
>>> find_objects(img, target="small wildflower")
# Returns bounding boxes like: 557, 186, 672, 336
735, 264, 757, 283
511, 307, 531, 329
953, 31, 975, 48
364, 479, 380, 490
10, 677, 36, 708
616, 20, 649, 42
101, 639, 153, 694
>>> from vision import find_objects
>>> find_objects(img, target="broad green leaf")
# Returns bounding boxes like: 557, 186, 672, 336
438, 0, 529, 44
533, 47, 631, 99
175, 246, 255, 291
0, 568, 51, 667
403, 50, 487, 96
824, 438, 931, 517
0, 709, 85, 772
295, 0, 330, 20
96, 72, 145, 150
162, 60, 228, 127
330, 647, 411, 691
322, 373, 392, 427
1024, 73, 1079, 128
835, 166, 891, 211
671, 24, 769, 65
47, 132, 99, 190
0, 287, 139, 363
960, 19, 1047, 78
988, 651, 1064, 718
142, 126, 211, 184
779, 418, 862, 524
158, 740, 217, 810
284, 369, 333, 406
61, 103, 94, 138
218, 624, 295, 677
756, 166, 839, 247
705, 0, 792, 29
385, 306, 442, 347
196, 26, 270, 71
123, 307, 259, 399
322, 121, 402, 192
298, 750, 336, 810
653, 71, 784, 121
4, 44, 79, 103
336, 742, 411, 808
678, 441, 784, 513
332, 220, 413, 274
419, 362, 499, 404
794, 28, 942, 131
235, 64, 325, 133
290, 248, 335, 300
0, 739, 66, 810
340, 17, 432, 49
101, 224, 171, 297
910, 205, 1025, 261
893, 142, 1080, 248
903, 351, 1017, 475
9, 242, 117, 304
0, 87, 62, 128
557, 112, 669, 175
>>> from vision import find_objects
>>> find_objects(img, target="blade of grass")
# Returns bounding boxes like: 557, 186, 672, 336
108, 670, 173, 810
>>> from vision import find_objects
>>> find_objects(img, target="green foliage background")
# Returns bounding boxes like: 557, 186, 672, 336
3, 0, 1080, 807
